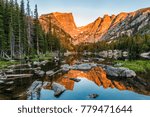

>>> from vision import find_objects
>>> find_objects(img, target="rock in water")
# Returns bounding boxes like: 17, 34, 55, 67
89, 94, 99, 99
105, 66, 136, 78
46, 70, 54, 76
34, 70, 45, 77
27, 81, 42, 100
70, 78, 81, 82
78, 63, 92, 71
52, 82, 66, 97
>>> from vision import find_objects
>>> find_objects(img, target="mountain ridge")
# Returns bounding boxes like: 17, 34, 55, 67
39, 7, 150, 46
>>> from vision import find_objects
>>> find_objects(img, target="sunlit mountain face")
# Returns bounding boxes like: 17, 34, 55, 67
39, 7, 150, 46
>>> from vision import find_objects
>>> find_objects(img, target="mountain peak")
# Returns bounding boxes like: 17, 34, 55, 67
39, 7, 150, 46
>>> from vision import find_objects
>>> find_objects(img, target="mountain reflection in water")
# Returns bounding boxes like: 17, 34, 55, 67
40, 67, 150, 100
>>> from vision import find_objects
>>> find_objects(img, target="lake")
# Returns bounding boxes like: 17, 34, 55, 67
0, 54, 150, 100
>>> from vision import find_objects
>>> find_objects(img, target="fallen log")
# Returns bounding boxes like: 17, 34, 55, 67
48, 69, 62, 77
6, 74, 33, 78
4, 67, 41, 72
7, 64, 31, 69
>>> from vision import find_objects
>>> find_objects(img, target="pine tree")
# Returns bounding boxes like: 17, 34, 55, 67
3, 0, 12, 56
0, 0, 6, 57
13, 0, 21, 58
33, 4, 39, 54
20, 0, 27, 55
26, 0, 33, 55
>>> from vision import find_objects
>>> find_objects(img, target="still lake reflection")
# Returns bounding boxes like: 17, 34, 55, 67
38, 66, 150, 100
40, 78, 150, 100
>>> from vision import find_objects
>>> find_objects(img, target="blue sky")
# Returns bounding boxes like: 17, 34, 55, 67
19, 0, 150, 26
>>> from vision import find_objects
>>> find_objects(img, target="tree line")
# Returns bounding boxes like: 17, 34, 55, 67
76, 34, 150, 59
0, 0, 61, 60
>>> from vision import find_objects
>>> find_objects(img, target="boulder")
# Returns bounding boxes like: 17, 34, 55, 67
78, 63, 92, 71
90, 63, 97, 67
40, 60, 49, 65
0, 72, 7, 79
52, 82, 66, 97
33, 60, 49, 66
42, 81, 51, 89
34, 70, 45, 77
46, 70, 54, 76
61, 64, 70, 72
70, 64, 78, 70
27, 81, 42, 100
105, 65, 136, 78
122, 51, 128, 57
33, 61, 40, 66
89, 94, 99, 99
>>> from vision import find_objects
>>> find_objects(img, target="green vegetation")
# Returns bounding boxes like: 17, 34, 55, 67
0, 0, 61, 60
76, 34, 150, 60
0, 60, 19, 69
115, 60, 150, 73
30, 53, 53, 61
0, 53, 53, 69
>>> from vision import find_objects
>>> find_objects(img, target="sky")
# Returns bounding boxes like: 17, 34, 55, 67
18, 0, 150, 27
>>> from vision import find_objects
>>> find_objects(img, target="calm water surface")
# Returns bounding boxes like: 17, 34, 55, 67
0, 54, 150, 100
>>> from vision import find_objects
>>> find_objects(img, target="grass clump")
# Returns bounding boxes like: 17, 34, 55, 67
115, 60, 150, 72
0, 60, 19, 69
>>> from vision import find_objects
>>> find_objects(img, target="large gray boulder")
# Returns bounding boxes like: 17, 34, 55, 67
104, 66, 136, 78
78, 63, 92, 70
52, 82, 66, 97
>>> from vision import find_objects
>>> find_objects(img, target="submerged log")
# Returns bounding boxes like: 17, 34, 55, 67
6, 74, 33, 78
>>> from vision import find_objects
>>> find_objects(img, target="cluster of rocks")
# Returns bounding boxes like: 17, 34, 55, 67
27, 81, 66, 99
33, 60, 49, 66
61, 63, 136, 78
61, 63, 96, 71
98, 64, 136, 78
99, 50, 128, 58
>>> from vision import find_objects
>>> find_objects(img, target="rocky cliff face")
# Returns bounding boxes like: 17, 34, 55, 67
39, 7, 150, 45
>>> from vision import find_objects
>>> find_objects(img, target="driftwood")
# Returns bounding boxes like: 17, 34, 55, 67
0, 74, 33, 81
6, 74, 33, 78
5, 67, 41, 71
47, 69, 62, 77
7, 64, 31, 69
